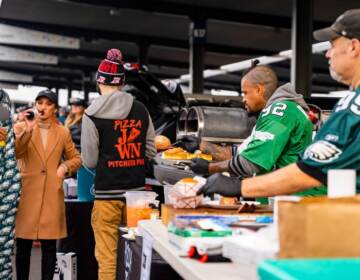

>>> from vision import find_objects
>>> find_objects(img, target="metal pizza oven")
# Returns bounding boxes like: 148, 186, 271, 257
176, 108, 188, 139
178, 106, 256, 143
155, 106, 257, 185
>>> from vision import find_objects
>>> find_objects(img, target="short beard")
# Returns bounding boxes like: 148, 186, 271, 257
329, 68, 344, 84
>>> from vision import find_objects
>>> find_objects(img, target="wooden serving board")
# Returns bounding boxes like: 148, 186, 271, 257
161, 204, 272, 225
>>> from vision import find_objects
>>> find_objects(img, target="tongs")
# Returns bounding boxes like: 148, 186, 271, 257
237, 203, 256, 213
172, 161, 191, 170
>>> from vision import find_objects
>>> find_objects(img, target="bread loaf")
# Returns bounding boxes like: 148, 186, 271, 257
155, 135, 171, 151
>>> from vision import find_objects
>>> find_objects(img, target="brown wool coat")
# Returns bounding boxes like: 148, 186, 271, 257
14, 121, 81, 240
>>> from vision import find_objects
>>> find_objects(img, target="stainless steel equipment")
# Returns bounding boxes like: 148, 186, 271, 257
177, 106, 256, 143
176, 108, 188, 139
154, 106, 257, 185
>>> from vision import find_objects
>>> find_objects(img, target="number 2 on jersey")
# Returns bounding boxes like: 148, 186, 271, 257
350, 95, 360, 115
262, 103, 288, 117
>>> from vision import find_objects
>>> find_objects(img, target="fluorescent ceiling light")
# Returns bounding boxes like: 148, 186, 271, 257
180, 74, 190, 81
312, 90, 350, 98
180, 69, 228, 82
312, 41, 330, 53
220, 55, 286, 72
203, 69, 227, 78
278, 42, 330, 58
179, 42, 331, 83
278, 50, 292, 58
210, 89, 239, 96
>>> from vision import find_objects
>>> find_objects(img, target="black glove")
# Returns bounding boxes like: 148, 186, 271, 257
196, 173, 242, 197
189, 158, 209, 175
177, 135, 200, 153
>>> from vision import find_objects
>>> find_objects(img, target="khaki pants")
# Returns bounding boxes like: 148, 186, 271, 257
91, 200, 126, 280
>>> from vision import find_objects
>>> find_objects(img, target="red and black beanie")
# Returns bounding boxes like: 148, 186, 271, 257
96, 49, 125, 86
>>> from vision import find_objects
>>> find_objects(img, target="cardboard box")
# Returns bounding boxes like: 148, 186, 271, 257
278, 196, 360, 258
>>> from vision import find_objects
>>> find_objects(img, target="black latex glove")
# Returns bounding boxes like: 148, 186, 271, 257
177, 135, 200, 153
196, 173, 242, 197
189, 158, 209, 175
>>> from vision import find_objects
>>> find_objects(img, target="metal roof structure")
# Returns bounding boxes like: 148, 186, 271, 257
0, 0, 358, 94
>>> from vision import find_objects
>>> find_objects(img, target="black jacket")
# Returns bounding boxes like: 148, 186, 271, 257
69, 120, 82, 152
89, 101, 150, 200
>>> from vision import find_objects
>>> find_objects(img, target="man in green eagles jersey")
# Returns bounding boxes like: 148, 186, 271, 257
189, 64, 323, 197
197, 9, 360, 198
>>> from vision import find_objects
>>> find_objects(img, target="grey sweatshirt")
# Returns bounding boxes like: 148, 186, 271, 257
230, 83, 309, 178
81, 90, 156, 169
266, 83, 309, 111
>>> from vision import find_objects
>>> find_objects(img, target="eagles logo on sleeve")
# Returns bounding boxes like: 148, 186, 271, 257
304, 140, 342, 163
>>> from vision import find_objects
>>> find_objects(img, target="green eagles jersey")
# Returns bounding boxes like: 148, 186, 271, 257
299, 87, 360, 192
238, 100, 324, 200
239, 100, 313, 172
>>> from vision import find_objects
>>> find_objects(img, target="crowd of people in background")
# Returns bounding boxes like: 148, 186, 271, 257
0, 7, 358, 280
0, 47, 157, 280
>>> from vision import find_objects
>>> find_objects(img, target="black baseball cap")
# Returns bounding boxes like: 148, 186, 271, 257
314, 9, 360, 42
35, 90, 58, 106
69, 97, 87, 107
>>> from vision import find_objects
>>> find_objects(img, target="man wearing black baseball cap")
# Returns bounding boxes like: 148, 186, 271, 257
314, 9, 360, 42
197, 9, 360, 199
314, 9, 360, 85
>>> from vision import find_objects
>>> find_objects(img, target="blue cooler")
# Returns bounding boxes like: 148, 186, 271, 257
77, 166, 95, 201
258, 258, 360, 280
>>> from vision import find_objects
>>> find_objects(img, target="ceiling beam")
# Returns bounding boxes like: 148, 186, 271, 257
0, 61, 83, 77
0, 19, 279, 56
0, 69, 32, 82
0, 23, 79, 49
0, 42, 265, 71
60, 0, 330, 29
0, 45, 58, 64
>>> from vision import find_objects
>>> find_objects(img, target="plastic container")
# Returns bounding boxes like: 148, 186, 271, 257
77, 166, 95, 202
124, 191, 158, 227
63, 178, 78, 199
163, 184, 173, 205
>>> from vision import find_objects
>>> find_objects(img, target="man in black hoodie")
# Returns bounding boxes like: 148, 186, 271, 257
81, 49, 156, 280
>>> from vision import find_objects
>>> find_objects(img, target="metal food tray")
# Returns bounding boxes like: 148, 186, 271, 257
154, 154, 195, 185
155, 155, 192, 167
